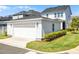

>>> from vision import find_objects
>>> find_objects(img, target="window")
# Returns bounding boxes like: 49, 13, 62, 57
54, 12, 63, 18
54, 13, 56, 17
61, 12, 63, 17
52, 24, 54, 32
58, 13, 60, 17
46, 14, 48, 17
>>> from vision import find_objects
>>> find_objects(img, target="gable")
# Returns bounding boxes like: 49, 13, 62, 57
41, 5, 71, 14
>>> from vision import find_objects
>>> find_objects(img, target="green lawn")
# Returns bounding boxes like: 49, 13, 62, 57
26, 32, 79, 52
0, 33, 8, 39
0, 35, 8, 39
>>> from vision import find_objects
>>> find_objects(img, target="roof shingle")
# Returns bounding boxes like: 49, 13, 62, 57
42, 5, 70, 13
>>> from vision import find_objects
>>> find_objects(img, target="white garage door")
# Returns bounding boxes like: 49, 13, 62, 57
13, 23, 36, 40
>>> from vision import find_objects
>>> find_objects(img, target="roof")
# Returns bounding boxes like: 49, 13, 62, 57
0, 16, 12, 21
13, 10, 41, 16
12, 15, 42, 20
6, 16, 63, 23
42, 5, 72, 14
12, 10, 42, 20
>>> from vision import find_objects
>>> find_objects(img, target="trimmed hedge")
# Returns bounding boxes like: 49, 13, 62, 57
65, 28, 74, 31
43, 30, 66, 41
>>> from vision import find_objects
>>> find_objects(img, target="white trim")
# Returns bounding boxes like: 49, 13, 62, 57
60, 22, 63, 29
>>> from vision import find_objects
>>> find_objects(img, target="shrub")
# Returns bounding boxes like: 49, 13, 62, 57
2, 31, 7, 36
65, 28, 74, 31
4, 31, 7, 36
43, 30, 66, 41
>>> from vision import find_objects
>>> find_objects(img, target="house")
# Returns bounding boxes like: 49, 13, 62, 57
7, 5, 72, 41
0, 16, 12, 33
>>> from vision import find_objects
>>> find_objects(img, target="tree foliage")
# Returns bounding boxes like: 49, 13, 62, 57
71, 16, 79, 30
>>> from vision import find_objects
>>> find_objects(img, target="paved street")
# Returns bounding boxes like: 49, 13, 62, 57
0, 38, 42, 54
0, 43, 30, 54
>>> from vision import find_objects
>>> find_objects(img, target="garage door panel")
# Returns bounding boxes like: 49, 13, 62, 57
13, 27, 36, 39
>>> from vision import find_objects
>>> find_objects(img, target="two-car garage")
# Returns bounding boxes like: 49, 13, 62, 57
7, 21, 38, 40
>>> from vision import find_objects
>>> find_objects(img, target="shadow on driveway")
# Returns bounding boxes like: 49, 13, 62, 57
0, 43, 30, 54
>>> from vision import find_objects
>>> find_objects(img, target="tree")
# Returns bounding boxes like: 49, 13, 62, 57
71, 16, 79, 31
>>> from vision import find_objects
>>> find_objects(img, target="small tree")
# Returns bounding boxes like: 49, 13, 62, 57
71, 16, 79, 31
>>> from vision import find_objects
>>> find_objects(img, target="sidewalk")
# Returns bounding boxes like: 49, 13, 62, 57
56, 46, 79, 54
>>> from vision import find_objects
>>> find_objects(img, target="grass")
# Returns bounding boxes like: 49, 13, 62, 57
0, 35, 8, 39
26, 31, 79, 52
0, 33, 8, 39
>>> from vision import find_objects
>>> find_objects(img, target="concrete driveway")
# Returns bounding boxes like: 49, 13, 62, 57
0, 37, 32, 48
0, 37, 42, 54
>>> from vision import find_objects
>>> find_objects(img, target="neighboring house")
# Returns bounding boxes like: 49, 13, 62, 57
7, 5, 72, 41
0, 16, 12, 34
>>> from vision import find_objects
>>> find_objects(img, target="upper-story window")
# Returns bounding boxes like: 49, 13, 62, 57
46, 14, 48, 17
60, 12, 63, 17
58, 13, 60, 17
54, 13, 56, 17
54, 12, 63, 18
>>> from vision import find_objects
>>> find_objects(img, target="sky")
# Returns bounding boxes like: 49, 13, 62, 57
0, 5, 79, 16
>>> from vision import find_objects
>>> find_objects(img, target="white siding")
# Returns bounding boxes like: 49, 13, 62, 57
42, 20, 61, 35
35, 21, 42, 40
7, 23, 14, 36
12, 15, 23, 19
42, 12, 66, 20
54, 22, 61, 31
13, 16, 18, 19
18, 15, 23, 19
42, 8, 71, 29
65, 7, 72, 28
42, 20, 52, 34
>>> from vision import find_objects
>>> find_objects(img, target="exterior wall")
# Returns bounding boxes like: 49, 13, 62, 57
54, 22, 61, 31
65, 7, 72, 28
35, 20, 42, 40
42, 8, 71, 29
7, 19, 62, 41
0, 26, 6, 33
42, 20, 61, 35
7, 23, 14, 36
42, 20, 53, 35
42, 11, 66, 20
0, 21, 7, 34
12, 15, 23, 19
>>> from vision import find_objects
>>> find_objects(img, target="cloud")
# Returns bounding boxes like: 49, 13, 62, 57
18, 6, 35, 11
0, 6, 9, 12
